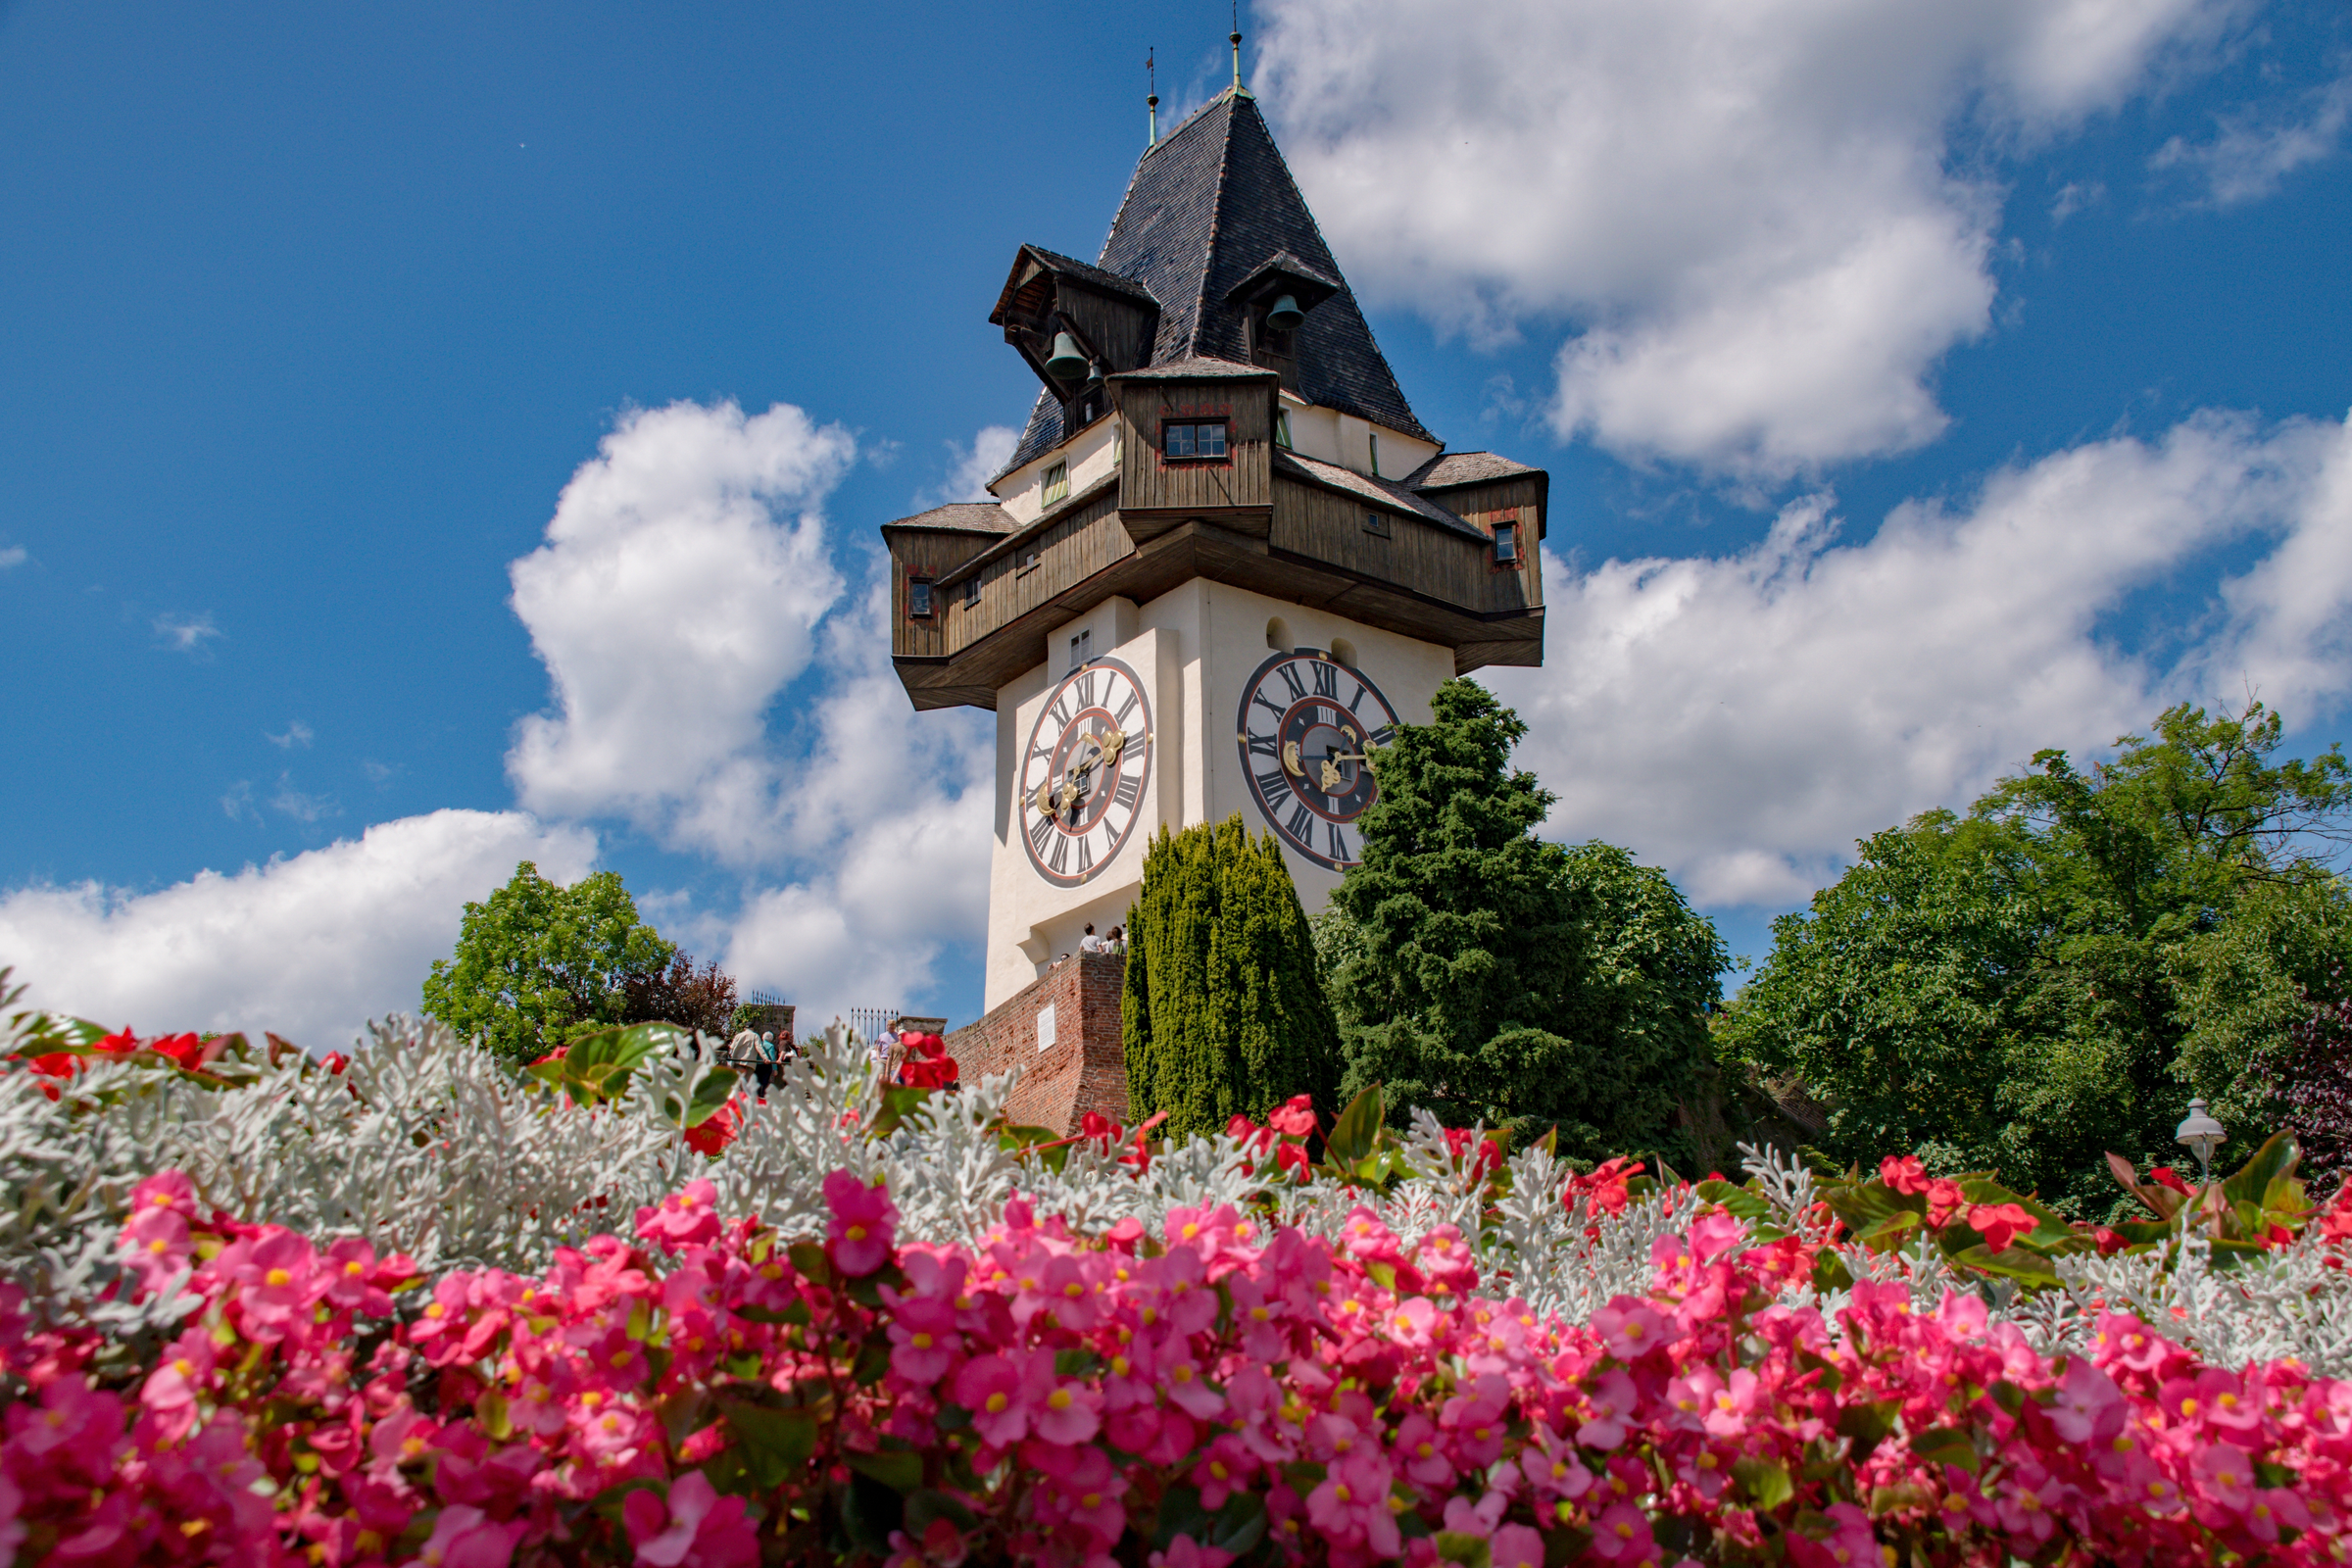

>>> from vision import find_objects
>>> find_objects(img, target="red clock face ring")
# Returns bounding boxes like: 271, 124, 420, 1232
1234, 649, 1397, 870
1019, 658, 1152, 886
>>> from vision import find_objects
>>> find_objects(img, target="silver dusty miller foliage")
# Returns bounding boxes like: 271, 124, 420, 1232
4, 980, 2349, 1367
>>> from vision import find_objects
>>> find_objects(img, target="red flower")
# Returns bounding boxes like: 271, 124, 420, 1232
900, 1054, 958, 1090
2148, 1165, 2193, 1195
683, 1096, 742, 1156
1968, 1201, 2038, 1253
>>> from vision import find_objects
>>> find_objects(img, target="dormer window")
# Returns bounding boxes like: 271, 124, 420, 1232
1163, 420, 1227, 461
1043, 461, 1069, 508
1494, 522, 1519, 564
962, 576, 980, 608
907, 578, 935, 617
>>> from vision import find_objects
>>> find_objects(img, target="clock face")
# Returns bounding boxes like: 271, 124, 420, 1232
1019, 657, 1153, 886
1235, 650, 1397, 870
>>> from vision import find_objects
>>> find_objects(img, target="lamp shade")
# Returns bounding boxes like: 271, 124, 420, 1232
2176, 1097, 2227, 1173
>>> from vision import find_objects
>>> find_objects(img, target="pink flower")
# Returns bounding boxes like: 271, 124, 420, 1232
229, 1226, 318, 1338
1587, 1501, 1655, 1562
635, 1180, 722, 1250
1879, 1153, 1928, 1194
886, 1298, 961, 1385
1788, 1501, 1879, 1568
320, 1237, 396, 1316
1592, 1297, 1667, 1362
1150, 1538, 1234, 1568
952, 1350, 1040, 1448
412, 1503, 528, 1568
1267, 1095, 1318, 1139
1491, 1523, 1544, 1568
1577, 1370, 1641, 1449
622, 1470, 760, 1568
824, 1169, 899, 1277
1390, 1411, 1453, 1488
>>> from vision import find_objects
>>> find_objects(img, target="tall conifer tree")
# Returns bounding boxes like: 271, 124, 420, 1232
1122, 816, 1338, 1139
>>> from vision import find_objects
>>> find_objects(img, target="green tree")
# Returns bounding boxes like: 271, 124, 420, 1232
1324, 679, 1728, 1164
1721, 701, 2352, 1216
1122, 817, 1338, 1140
421, 861, 676, 1066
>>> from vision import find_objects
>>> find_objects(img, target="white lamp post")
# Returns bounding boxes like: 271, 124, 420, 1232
2176, 1098, 2227, 1185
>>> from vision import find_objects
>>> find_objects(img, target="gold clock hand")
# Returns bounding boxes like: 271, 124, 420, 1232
1282, 740, 1302, 777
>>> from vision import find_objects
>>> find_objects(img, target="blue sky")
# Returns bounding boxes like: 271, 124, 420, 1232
3, 0, 2348, 1044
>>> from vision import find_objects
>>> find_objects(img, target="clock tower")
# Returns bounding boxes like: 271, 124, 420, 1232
881, 79, 1548, 1076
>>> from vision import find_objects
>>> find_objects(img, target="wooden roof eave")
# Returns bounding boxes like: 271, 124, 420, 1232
931, 469, 1122, 590
1271, 451, 1491, 546
1414, 466, 1551, 541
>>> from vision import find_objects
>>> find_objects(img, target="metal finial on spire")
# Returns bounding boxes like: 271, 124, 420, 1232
1231, 0, 1243, 95
1148, 47, 1159, 146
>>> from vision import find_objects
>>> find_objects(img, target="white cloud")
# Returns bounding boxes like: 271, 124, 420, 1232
915, 425, 1020, 509
718, 574, 994, 1024
268, 721, 315, 750
269, 775, 340, 824
1254, 0, 2243, 475
0, 810, 597, 1050
153, 612, 221, 653
2151, 71, 2352, 207
1487, 409, 2352, 906
0, 547, 26, 570
505, 399, 856, 858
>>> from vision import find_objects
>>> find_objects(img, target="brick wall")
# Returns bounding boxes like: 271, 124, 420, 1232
946, 952, 1129, 1135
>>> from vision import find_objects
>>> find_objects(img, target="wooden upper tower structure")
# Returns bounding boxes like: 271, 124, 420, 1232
881, 88, 1546, 708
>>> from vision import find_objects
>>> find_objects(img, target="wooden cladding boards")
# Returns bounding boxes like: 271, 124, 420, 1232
1115, 378, 1275, 515
888, 531, 995, 660
1055, 283, 1156, 376
937, 485, 1130, 660
1267, 477, 1538, 618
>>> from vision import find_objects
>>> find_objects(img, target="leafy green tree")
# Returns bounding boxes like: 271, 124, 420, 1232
1324, 679, 1728, 1164
421, 861, 676, 1066
1721, 702, 2352, 1216
1122, 817, 1338, 1140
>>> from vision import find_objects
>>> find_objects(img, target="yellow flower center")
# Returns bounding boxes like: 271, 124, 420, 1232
985, 1393, 1008, 1413
265, 1268, 292, 1288
1049, 1389, 1073, 1409
911, 1332, 933, 1349
424, 1302, 446, 1319
847, 1225, 867, 1242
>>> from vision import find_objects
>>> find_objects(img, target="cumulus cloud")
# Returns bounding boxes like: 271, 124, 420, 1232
1254, 0, 2242, 475
1487, 409, 2352, 906
0, 547, 26, 570
718, 573, 994, 1024
0, 810, 597, 1049
915, 425, 1020, 509
153, 612, 220, 653
505, 400, 857, 858
2151, 70, 2352, 207
267, 721, 315, 750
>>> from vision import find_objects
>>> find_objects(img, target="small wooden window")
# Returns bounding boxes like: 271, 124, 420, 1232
1162, 420, 1228, 461
907, 578, 934, 617
1494, 522, 1519, 564
1067, 628, 1092, 671
1274, 410, 1293, 450
1018, 551, 1041, 575
1043, 461, 1069, 508
1363, 511, 1391, 538
962, 576, 980, 607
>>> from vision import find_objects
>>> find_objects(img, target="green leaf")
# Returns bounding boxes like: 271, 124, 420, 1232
1732, 1456, 1793, 1509
904, 1489, 977, 1538
716, 1396, 817, 1490
1836, 1398, 1901, 1457
787, 1242, 831, 1285
1435, 1531, 1494, 1567
1208, 1493, 1267, 1556
1908, 1425, 1979, 1473
845, 1449, 924, 1494
842, 1471, 904, 1552
2222, 1129, 2302, 1207
1809, 1249, 1855, 1292
1325, 1083, 1386, 1166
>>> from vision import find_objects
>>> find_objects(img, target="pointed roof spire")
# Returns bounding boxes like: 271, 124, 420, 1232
1147, 47, 1159, 147
1230, 2, 1245, 98
996, 90, 1433, 478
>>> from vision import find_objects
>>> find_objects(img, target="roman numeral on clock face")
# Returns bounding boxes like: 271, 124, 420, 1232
1048, 834, 1070, 875
1115, 689, 1138, 725
1277, 662, 1307, 700
1246, 732, 1278, 759
1348, 683, 1367, 713
1315, 705, 1339, 728
1312, 662, 1339, 698
1251, 691, 1284, 719
1326, 822, 1350, 861
1075, 834, 1093, 874
1076, 671, 1096, 708
1285, 802, 1313, 840
1256, 769, 1292, 810
1028, 814, 1054, 856
1112, 773, 1141, 810
1369, 723, 1394, 746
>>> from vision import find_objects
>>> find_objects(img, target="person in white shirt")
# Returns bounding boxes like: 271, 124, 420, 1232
1079, 923, 1102, 954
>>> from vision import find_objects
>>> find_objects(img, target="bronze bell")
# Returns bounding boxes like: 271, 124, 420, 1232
1266, 293, 1305, 331
1044, 331, 1088, 382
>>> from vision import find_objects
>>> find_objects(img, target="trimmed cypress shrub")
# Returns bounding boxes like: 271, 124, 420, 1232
1122, 815, 1338, 1140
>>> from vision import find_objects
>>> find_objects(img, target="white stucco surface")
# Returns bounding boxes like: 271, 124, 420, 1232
982, 577, 1451, 1009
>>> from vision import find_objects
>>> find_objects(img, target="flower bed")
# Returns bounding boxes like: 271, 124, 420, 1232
3, 974, 2350, 1564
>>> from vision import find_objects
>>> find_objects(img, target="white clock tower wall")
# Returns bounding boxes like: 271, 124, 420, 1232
980, 576, 1451, 1011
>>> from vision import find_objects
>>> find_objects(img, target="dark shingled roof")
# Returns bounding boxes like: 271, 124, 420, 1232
1000, 91, 1435, 476
1273, 451, 1487, 543
1004, 246, 1160, 311
877, 501, 1017, 535
1407, 451, 1539, 491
